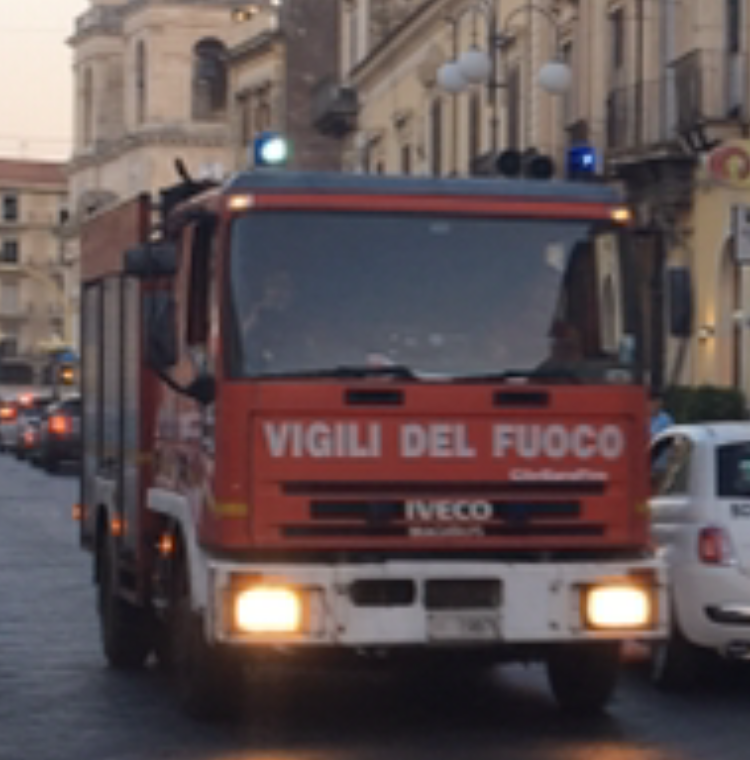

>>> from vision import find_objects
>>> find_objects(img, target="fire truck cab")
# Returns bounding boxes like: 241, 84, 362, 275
79, 169, 668, 720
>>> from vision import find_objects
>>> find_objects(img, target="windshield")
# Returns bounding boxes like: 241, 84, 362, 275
228, 211, 637, 381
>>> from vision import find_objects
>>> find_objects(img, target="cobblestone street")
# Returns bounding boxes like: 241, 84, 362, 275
2, 455, 750, 760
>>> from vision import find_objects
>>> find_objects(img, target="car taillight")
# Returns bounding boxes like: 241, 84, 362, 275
49, 415, 70, 435
698, 527, 737, 566
0, 408, 15, 421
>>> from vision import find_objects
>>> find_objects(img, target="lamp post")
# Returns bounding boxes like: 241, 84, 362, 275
436, 1, 572, 156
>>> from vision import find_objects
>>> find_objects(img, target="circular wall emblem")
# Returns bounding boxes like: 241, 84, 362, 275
706, 140, 750, 189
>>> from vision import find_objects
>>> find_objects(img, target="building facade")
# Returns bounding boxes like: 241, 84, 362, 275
0, 160, 68, 384
68, 0, 243, 212
64, 0, 248, 350
337, 0, 574, 176
65, 0, 345, 348
229, 0, 343, 172
337, 0, 750, 398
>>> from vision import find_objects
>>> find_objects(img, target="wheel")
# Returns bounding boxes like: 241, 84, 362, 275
546, 642, 621, 716
43, 450, 59, 473
97, 535, 153, 670
650, 623, 704, 690
172, 563, 245, 721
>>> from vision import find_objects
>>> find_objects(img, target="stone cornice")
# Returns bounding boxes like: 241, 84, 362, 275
228, 30, 283, 63
69, 125, 229, 172
70, 0, 239, 45
122, 0, 240, 20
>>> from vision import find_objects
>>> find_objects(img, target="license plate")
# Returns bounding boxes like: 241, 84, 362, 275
428, 613, 500, 642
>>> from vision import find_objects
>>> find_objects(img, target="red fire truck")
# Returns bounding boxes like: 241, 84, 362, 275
78, 166, 668, 720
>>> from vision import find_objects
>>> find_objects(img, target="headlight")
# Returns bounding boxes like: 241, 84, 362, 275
234, 586, 302, 634
585, 585, 652, 630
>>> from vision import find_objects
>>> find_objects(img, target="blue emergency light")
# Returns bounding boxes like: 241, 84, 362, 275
566, 144, 597, 180
253, 131, 289, 168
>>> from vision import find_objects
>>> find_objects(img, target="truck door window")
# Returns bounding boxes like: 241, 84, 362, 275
650, 435, 692, 496
187, 219, 215, 348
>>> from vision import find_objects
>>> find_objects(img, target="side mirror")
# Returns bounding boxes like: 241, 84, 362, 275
124, 243, 178, 279
667, 267, 693, 338
145, 292, 178, 370
186, 374, 216, 406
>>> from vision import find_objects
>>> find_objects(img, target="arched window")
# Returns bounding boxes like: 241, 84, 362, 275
193, 38, 228, 121
83, 67, 94, 145
430, 99, 443, 177
136, 40, 147, 124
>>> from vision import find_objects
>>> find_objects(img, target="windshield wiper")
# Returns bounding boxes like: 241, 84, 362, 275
454, 368, 582, 384
255, 364, 419, 381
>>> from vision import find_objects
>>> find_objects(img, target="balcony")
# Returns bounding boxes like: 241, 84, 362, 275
673, 48, 748, 130
606, 79, 674, 155
606, 49, 749, 160
313, 77, 359, 137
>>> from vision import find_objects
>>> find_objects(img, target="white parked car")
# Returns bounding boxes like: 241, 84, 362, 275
649, 423, 750, 688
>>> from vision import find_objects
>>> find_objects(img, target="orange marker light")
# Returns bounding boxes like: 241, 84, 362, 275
111, 516, 124, 537
49, 415, 70, 436
228, 194, 255, 212
611, 207, 633, 225
157, 533, 175, 556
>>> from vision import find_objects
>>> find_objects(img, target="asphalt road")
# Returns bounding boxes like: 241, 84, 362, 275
1, 455, 750, 760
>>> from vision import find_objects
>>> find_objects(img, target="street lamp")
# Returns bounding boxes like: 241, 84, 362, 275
437, 1, 572, 154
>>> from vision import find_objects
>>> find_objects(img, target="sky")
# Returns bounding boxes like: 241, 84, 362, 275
0, 0, 87, 161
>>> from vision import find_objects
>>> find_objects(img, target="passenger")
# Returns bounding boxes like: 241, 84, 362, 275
649, 391, 674, 438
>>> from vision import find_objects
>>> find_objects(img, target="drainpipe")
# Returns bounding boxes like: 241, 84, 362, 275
635, 0, 645, 145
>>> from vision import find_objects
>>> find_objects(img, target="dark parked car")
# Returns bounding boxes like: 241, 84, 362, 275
14, 396, 56, 460
34, 395, 81, 472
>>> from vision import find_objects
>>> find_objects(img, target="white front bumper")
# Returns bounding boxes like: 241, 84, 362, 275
206, 558, 668, 648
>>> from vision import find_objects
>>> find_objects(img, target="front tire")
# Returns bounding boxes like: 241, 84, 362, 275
97, 535, 153, 670
650, 624, 704, 690
171, 562, 245, 721
546, 642, 621, 715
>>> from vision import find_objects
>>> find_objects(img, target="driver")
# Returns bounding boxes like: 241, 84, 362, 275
241, 271, 296, 368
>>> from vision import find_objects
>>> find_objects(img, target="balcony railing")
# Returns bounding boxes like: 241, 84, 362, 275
606, 79, 672, 153
606, 49, 748, 156
673, 48, 747, 129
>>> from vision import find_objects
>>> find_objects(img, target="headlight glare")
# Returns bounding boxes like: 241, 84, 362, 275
585, 585, 652, 630
235, 586, 302, 634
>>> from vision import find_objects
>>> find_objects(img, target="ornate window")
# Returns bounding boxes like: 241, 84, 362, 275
193, 39, 228, 121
